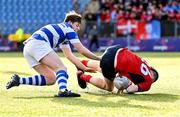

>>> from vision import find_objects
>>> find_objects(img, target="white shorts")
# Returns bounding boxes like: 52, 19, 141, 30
23, 39, 53, 68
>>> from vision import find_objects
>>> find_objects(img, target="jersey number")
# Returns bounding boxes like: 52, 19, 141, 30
140, 63, 150, 76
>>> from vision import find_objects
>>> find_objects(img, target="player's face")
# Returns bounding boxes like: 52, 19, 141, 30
71, 22, 81, 32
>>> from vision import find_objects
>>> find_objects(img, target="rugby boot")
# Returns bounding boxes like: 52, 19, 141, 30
77, 70, 87, 89
6, 74, 20, 89
56, 89, 81, 97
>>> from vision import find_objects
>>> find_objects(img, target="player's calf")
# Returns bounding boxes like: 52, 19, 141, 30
76, 70, 87, 89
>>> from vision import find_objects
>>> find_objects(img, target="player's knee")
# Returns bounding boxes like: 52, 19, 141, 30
106, 87, 113, 92
46, 78, 56, 85
45, 75, 56, 85
55, 66, 67, 72
102, 84, 113, 92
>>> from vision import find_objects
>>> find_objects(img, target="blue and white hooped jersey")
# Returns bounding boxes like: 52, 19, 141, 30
30, 22, 80, 48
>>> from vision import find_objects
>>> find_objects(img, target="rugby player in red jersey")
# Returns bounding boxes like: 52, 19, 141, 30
77, 45, 159, 93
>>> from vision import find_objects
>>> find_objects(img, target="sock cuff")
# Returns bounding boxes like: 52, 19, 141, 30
56, 70, 68, 79
81, 60, 89, 67
81, 74, 92, 82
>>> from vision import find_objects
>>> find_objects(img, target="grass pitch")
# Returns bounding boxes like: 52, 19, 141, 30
0, 52, 180, 117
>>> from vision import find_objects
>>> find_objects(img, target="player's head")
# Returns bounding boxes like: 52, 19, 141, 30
64, 11, 82, 32
150, 67, 159, 83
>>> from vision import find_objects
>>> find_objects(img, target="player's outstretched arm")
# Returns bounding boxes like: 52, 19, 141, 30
72, 42, 101, 60
81, 60, 102, 72
61, 45, 95, 73
123, 84, 138, 94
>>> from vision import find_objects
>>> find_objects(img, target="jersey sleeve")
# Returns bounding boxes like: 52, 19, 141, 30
66, 31, 81, 44
137, 81, 152, 92
59, 40, 71, 49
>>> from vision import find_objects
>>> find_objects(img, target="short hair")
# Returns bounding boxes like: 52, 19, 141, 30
151, 68, 159, 82
64, 11, 82, 23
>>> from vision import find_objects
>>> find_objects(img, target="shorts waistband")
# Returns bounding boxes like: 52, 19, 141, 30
23, 34, 47, 45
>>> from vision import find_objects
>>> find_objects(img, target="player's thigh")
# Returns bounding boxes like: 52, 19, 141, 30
33, 64, 56, 84
88, 60, 101, 72
23, 39, 54, 68
40, 51, 66, 72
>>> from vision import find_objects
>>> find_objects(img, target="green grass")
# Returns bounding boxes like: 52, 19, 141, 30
0, 52, 180, 117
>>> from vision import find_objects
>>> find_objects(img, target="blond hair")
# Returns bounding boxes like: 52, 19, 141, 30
64, 11, 82, 23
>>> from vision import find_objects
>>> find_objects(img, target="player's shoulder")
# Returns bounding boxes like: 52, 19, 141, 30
59, 22, 74, 32
59, 22, 72, 28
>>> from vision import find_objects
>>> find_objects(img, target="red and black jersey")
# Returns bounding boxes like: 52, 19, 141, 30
114, 48, 153, 91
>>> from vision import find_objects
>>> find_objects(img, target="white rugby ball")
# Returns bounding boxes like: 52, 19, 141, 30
114, 76, 130, 90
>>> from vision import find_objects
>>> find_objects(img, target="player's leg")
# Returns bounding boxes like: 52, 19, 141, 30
6, 63, 56, 89
24, 40, 69, 93
76, 59, 101, 89
77, 71, 114, 91
40, 51, 68, 91
77, 45, 119, 91
89, 76, 114, 91
81, 60, 101, 72
40, 51, 80, 97
33, 64, 56, 85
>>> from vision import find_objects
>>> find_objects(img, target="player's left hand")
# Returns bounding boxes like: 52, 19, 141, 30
117, 89, 124, 95
84, 67, 97, 73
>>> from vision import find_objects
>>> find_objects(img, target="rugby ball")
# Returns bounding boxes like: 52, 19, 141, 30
114, 76, 130, 90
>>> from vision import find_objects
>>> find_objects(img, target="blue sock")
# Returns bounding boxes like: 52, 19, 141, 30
19, 75, 46, 86
56, 70, 68, 92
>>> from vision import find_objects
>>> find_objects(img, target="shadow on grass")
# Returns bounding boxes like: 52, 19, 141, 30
12, 94, 150, 109
85, 92, 179, 102
13, 96, 55, 99
52, 92, 179, 109
12, 92, 179, 110
123, 93, 180, 102
0, 70, 31, 76
51, 94, 157, 110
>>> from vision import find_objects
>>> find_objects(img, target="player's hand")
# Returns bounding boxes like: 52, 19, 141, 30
98, 56, 102, 60
117, 89, 124, 95
84, 67, 96, 73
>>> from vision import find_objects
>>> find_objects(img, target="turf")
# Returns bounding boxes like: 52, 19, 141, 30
0, 52, 180, 117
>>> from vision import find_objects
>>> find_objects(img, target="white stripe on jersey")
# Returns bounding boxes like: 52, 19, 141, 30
69, 39, 81, 44
35, 30, 49, 42
57, 24, 66, 34
45, 25, 60, 46
57, 23, 80, 44
32, 22, 81, 48
59, 44, 71, 49
57, 23, 75, 33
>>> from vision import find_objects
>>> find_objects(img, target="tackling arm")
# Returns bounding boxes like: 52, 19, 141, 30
72, 42, 101, 60
123, 81, 151, 93
124, 84, 138, 93
61, 45, 95, 72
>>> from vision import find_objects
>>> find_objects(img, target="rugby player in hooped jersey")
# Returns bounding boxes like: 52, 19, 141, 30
6, 11, 101, 97
77, 45, 159, 94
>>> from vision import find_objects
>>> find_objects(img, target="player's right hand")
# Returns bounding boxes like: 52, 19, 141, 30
84, 67, 96, 73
